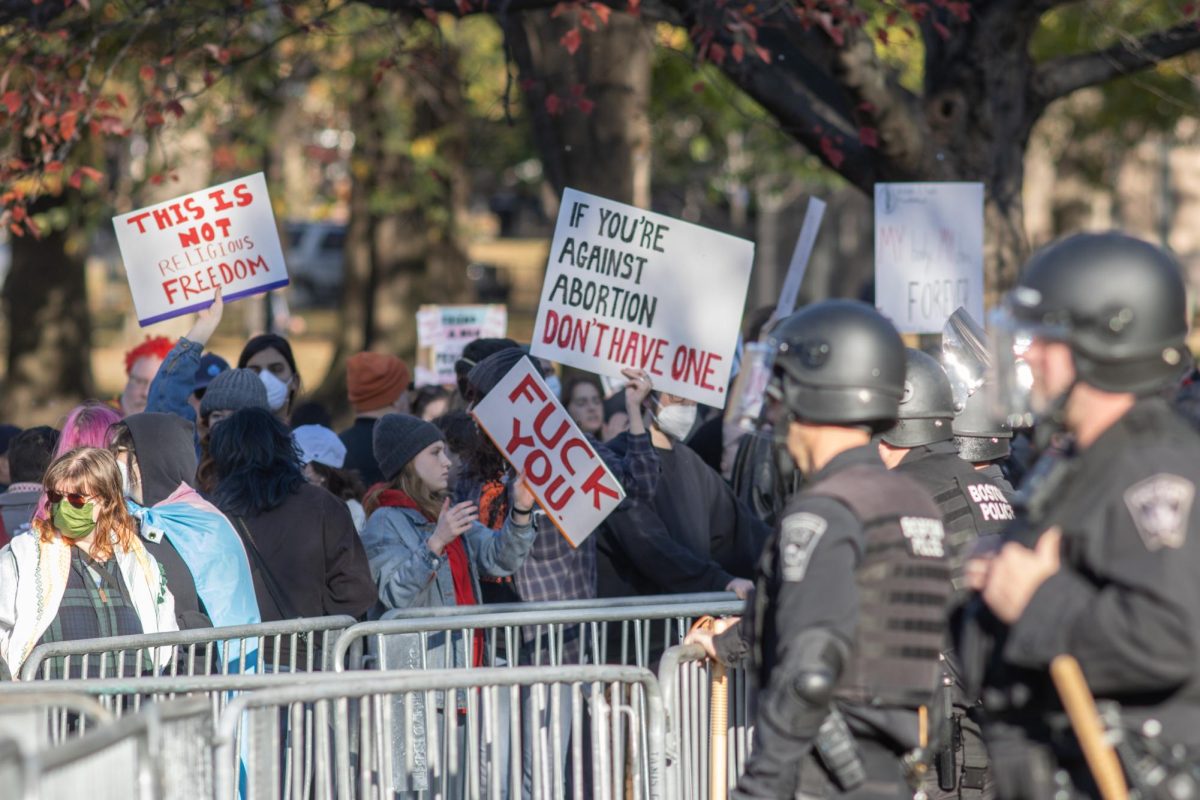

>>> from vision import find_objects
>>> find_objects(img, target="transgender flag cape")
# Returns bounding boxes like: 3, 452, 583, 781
128, 483, 261, 672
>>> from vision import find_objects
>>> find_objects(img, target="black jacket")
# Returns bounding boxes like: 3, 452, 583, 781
231, 483, 376, 622
125, 412, 210, 630
598, 439, 767, 596
959, 398, 1200, 795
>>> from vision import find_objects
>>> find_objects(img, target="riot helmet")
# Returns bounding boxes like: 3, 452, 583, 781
992, 233, 1189, 426
768, 300, 906, 425
879, 349, 956, 447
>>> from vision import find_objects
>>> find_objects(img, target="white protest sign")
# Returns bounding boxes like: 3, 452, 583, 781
874, 182, 984, 334
471, 358, 625, 547
113, 172, 288, 327
773, 196, 826, 322
530, 188, 754, 408
415, 304, 508, 387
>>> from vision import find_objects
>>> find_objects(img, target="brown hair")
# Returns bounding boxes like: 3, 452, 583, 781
33, 447, 137, 562
395, 458, 445, 520
364, 458, 445, 520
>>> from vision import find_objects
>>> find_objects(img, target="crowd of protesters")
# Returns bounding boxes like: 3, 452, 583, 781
0, 284, 771, 681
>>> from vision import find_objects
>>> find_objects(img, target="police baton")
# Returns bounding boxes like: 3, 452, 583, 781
1050, 655, 1129, 800
691, 615, 729, 800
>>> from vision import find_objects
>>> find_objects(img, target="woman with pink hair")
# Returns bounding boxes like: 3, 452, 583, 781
34, 403, 123, 521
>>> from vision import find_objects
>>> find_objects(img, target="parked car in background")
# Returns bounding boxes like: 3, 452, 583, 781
284, 221, 346, 307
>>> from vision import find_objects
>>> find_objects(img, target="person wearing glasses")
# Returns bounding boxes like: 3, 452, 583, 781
0, 447, 178, 679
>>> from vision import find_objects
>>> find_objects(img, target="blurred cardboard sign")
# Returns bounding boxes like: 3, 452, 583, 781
415, 304, 508, 387
530, 187, 754, 408
470, 357, 624, 547
113, 172, 289, 326
874, 182, 984, 334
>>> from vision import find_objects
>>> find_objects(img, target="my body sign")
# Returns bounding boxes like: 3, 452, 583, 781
531, 188, 754, 408
113, 172, 289, 326
471, 358, 625, 547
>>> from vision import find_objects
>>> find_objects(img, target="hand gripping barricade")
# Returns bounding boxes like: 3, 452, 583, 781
19, 615, 362, 681
658, 642, 755, 800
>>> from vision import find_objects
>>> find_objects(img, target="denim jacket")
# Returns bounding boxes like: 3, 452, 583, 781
360, 505, 535, 669
146, 337, 203, 425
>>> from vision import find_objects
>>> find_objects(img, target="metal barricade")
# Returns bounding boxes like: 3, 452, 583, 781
0, 733, 35, 800
211, 665, 666, 800
334, 595, 745, 672
658, 643, 755, 800
18, 696, 211, 800
20, 615, 361, 681
0, 691, 114, 742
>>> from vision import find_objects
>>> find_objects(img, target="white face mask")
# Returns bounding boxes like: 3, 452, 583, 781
544, 375, 563, 400
260, 370, 289, 412
655, 403, 697, 441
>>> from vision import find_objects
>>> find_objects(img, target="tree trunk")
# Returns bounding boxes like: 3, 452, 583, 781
1, 211, 93, 423
311, 31, 471, 418
504, 10, 653, 206
915, 4, 1043, 301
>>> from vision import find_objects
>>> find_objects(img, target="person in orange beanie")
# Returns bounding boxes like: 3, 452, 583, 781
338, 352, 411, 487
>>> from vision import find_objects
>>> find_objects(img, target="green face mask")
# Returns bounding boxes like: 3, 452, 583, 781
52, 501, 97, 540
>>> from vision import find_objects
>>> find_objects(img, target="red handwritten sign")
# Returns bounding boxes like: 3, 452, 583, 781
470, 358, 625, 547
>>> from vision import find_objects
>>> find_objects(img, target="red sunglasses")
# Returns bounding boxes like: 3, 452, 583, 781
47, 491, 91, 509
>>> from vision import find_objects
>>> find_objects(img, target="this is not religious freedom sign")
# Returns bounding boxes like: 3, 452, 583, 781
531, 188, 754, 408
874, 182, 984, 334
113, 172, 289, 326
471, 358, 625, 547
415, 304, 508, 387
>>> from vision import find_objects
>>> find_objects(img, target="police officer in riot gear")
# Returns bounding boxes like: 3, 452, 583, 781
878, 348, 1015, 571
953, 385, 1015, 496
875, 348, 1013, 798
689, 299, 951, 798
962, 232, 1200, 799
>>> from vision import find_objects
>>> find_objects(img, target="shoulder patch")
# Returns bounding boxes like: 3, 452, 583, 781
900, 516, 946, 558
779, 512, 827, 583
1124, 473, 1195, 552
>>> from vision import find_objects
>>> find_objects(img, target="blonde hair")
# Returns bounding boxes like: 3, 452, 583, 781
33, 447, 137, 562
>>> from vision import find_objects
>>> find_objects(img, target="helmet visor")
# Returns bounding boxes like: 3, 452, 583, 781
987, 305, 1041, 430
941, 307, 990, 413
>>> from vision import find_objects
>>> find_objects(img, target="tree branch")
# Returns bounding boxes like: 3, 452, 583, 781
832, 25, 925, 174
1034, 20, 1200, 103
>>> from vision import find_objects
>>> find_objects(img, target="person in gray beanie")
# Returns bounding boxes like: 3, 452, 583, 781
199, 368, 269, 431
358, 412, 537, 622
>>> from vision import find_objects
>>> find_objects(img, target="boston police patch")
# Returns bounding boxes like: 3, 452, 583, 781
1124, 473, 1195, 552
780, 512, 828, 582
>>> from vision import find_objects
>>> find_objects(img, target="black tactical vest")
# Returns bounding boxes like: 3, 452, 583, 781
807, 464, 953, 708
898, 448, 1014, 570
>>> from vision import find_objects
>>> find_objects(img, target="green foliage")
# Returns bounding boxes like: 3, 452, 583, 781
1032, 2, 1200, 140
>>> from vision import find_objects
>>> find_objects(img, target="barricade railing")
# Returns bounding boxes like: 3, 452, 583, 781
14, 696, 211, 800
211, 665, 666, 800
0, 691, 114, 742
335, 596, 745, 673
658, 643, 754, 800
380, 591, 740, 619
0, 672, 333, 721
20, 615, 361, 681
0, 733, 34, 800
